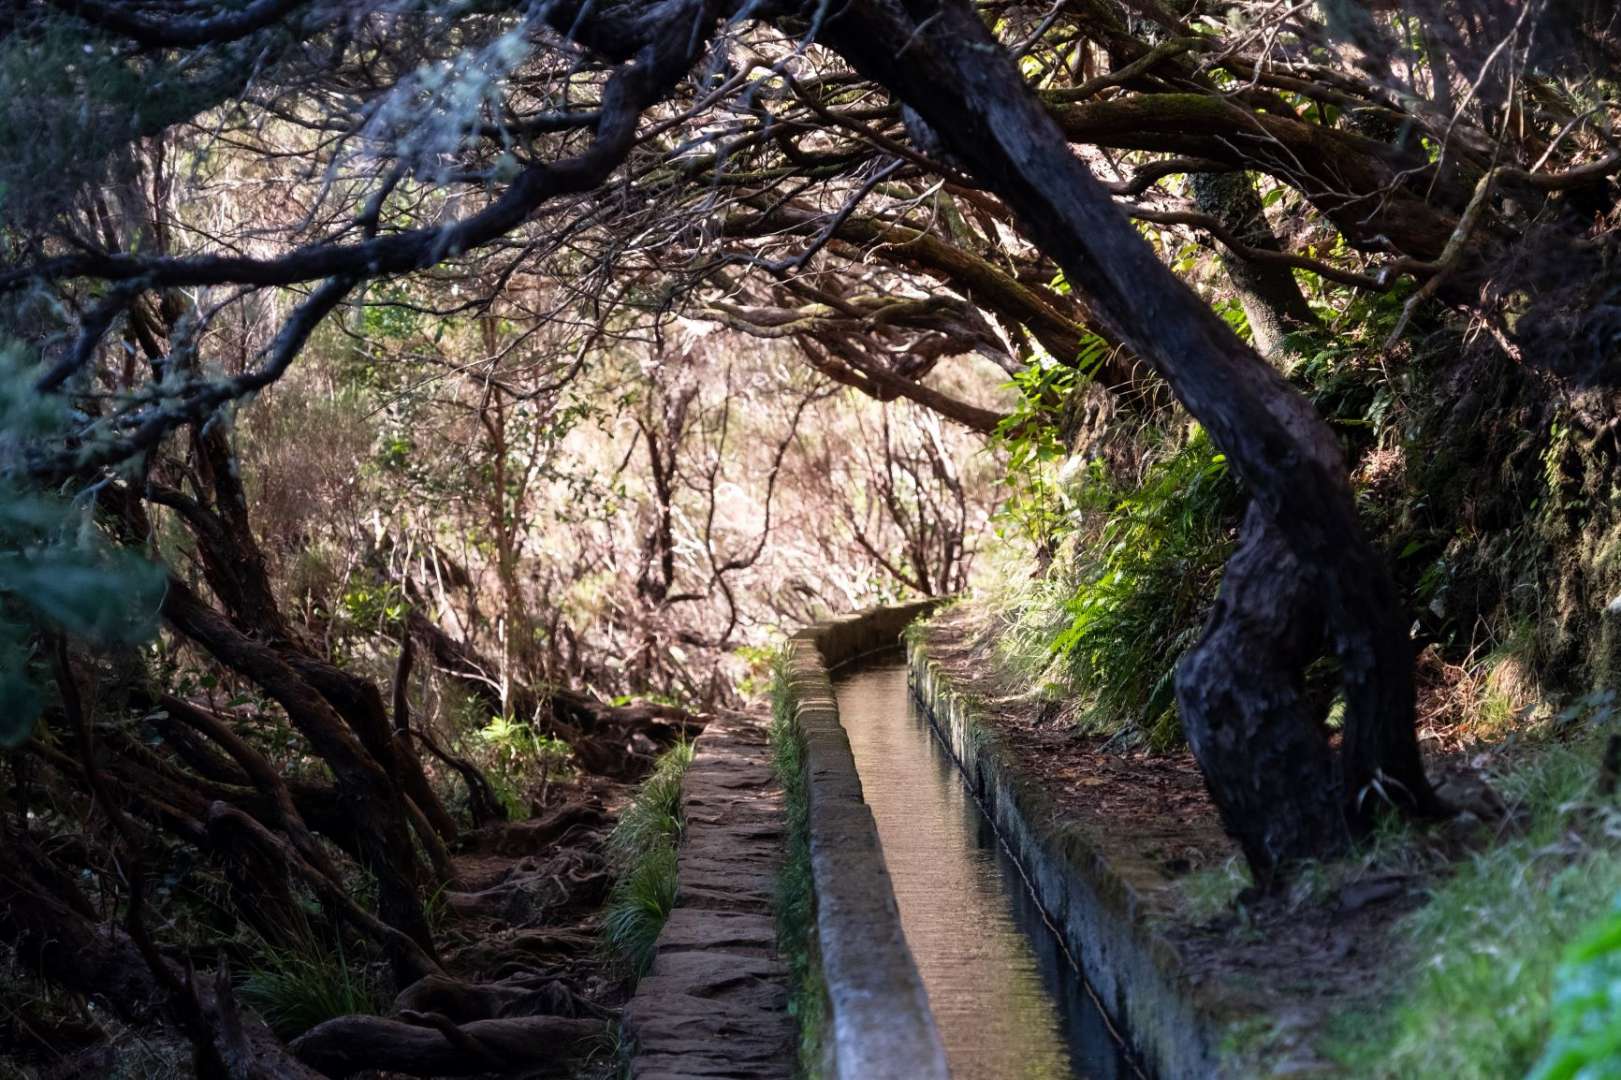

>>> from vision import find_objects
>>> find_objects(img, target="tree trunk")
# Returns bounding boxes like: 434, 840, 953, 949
175, 427, 461, 847
1175, 506, 1349, 880
1188, 170, 1320, 356
816, 0, 1443, 869
163, 580, 440, 982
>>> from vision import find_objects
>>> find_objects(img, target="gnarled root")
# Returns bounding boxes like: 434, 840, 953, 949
289, 1014, 603, 1077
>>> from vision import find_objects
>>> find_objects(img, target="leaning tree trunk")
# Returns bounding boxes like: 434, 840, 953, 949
814, 0, 1445, 878
163, 580, 441, 982
1175, 506, 1350, 878
1188, 170, 1320, 357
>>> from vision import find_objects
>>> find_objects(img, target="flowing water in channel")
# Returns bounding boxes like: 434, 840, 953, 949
831, 662, 1138, 1080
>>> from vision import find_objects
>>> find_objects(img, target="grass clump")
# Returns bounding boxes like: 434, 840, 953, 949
768, 647, 827, 1077
237, 935, 388, 1041
602, 740, 694, 977
1174, 856, 1252, 924
602, 844, 680, 977
1326, 738, 1621, 1078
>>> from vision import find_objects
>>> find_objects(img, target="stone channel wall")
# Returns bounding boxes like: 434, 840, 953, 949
908, 637, 1229, 1079
785, 601, 949, 1080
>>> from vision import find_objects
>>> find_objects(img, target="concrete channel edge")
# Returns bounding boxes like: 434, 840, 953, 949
908, 634, 1230, 1080
785, 600, 950, 1080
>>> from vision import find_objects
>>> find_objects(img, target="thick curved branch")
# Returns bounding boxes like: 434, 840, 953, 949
48, 0, 315, 46
2, 13, 718, 295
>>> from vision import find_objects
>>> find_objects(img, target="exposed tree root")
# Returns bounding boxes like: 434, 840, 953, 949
394, 972, 613, 1023
289, 1014, 603, 1077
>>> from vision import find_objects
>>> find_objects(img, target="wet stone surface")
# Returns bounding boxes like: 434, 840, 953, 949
623, 710, 795, 1080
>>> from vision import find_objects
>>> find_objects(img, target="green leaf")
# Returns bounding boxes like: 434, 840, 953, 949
0, 551, 166, 647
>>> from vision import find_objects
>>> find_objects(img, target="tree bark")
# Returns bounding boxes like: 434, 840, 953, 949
162, 580, 441, 981
1175, 505, 1350, 879
290, 1015, 601, 1077
1188, 170, 1320, 356
165, 431, 461, 847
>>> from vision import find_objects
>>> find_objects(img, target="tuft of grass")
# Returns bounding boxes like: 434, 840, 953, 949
601, 844, 680, 977
769, 647, 827, 1077
606, 740, 694, 869
1325, 739, 1621, 1078
237, 936, 388, 1041
602, 741, 694, 977
1174, 855, 1252, 924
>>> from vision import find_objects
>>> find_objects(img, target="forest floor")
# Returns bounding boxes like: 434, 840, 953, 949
917, 603, 1615, 1075
2, 772, 640, 1080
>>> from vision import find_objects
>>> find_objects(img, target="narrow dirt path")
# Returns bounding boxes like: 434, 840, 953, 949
622, 710, 795, 1079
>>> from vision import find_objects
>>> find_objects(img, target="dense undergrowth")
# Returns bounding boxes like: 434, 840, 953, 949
990, 429, 1240, 748
986, 277, 1621, 755
767, 647, 825, 1078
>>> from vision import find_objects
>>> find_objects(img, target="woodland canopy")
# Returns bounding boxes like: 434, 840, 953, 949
1, 0, 1619, 1074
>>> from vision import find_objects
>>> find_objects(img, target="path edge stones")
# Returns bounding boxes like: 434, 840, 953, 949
785, 601, 950, 1080
622, 710, 795, 1079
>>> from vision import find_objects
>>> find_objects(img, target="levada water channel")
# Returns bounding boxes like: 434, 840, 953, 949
830, 660, 1145, 1079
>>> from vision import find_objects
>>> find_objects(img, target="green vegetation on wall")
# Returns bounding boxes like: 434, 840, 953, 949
769, 648, 827, 1077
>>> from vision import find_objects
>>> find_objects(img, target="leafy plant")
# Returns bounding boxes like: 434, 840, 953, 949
1530, 896, 1621, 1079
0, 346, 166, 746
990, 331, 1109, 552
1048, 430, 1242, 747
470, 714, 575, 819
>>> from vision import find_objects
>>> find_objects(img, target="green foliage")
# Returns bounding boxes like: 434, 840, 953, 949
991, 337, 1110, 549
601, 843, 680, 979
768, 648, 826, 1077
1048, 431, 1242, 747
1531, 895, 1621, 1079
1327, 741, 1621, 1078
337, 578, 406, 629
469, 714, 574, 820
238, 935, 388, 1041
0, 347, 165, 747
606, 739, 694, 868
734, 642, 779, 699
602, 741, 695, 976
